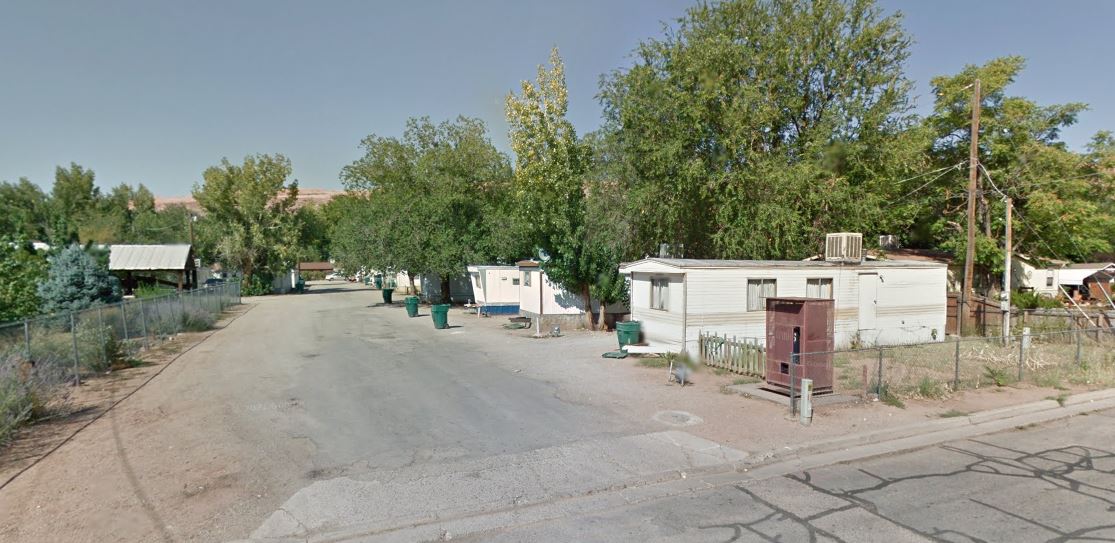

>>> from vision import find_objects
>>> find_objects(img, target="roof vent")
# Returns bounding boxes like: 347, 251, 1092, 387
878, 234, 900, 250
825, 233, 863, 263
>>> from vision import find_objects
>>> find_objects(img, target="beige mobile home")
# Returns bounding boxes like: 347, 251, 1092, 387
620, 258, 947, 354
517, 260, 586, 328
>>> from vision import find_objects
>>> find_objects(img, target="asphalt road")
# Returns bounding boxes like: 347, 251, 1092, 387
458, 407, 1115, 543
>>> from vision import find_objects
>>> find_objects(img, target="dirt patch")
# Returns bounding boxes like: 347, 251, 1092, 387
0, 305, 252, 488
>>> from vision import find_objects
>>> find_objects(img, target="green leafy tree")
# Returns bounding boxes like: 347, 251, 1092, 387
339, 116, 524, 300
599, 0, 928, 260
129, 203, 194, 244
0, 239, 48, 321
508, 48, 614, 326
0, 178, 50, 241
919, 57, 1114, 286
193, 154, 300, 290
37, 244, 121, 314
49, 163, 100, 244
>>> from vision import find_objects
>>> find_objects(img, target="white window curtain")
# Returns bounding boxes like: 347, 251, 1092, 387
651, 277, 669, 311
806, 278, 833, 299
747, 279, 776, 311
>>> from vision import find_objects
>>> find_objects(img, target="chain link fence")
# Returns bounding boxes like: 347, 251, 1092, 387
0, 281, 241, 444
826, 326, 1115, 401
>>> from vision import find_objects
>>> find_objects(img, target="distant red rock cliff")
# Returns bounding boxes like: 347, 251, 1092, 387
154, 188, 344, 213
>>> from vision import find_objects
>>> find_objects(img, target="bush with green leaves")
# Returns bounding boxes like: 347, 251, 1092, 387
1011, 291, 1062, 310
37, 245, 121, 314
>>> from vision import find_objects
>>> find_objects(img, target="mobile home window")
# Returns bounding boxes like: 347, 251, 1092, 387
523, 271, 531, 287
650, 277, 669, 311
512, 277, 520, 286
747, 279, 776, 311
473, 275, 481, 288
1046, 275, 1053, 287
806, 278, 833, 299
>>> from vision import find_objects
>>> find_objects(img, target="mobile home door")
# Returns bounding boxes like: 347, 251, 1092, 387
858, 273, 878, 330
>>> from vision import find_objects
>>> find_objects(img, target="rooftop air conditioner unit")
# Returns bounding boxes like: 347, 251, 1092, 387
825, 233, 863, 263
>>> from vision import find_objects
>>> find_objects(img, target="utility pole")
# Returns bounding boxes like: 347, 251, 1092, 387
1002, 197, 1012, 341
961, 79, 981, 337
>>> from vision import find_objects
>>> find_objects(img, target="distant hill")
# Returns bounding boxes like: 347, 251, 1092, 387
154, 188, 344, 213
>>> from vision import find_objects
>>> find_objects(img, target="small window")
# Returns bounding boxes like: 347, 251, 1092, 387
650, 277, 669, 311
523, 271, 532, 287
806, 278, 833, 299
512, 278, 520, 286
747, 279, 776, 311
1046, 275, 1054, 287
473, 275, 481, 288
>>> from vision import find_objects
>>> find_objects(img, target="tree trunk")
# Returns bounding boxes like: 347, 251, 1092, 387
581, 283, 595, 331
440, 275, 451, 304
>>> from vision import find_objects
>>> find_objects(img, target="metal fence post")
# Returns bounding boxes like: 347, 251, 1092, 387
953, 336, 961, 391
97, 305, 107, 367
1075, 328, 1082, 366
120, 300, 129, 341
70, 312, 80, 386
876, 347, 884, 398
1018, 327, 1028, 381
23, 319, 31, 363
789, 355, 797, 416
177, 292, 184, 333
138, 298, 149, 350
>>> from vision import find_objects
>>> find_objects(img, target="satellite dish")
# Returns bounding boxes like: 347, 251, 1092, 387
537, 248, 551, 262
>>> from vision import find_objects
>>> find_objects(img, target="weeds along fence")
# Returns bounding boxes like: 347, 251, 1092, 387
698, 326, 1115, 401
825, 327, 1115, 400
0, 281, 240, 444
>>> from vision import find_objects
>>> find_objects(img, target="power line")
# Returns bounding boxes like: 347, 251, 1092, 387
893, 161, 967, 202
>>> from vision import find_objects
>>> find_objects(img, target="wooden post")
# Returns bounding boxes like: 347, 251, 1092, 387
1002, 197, 1012, 341
961, 78, 982, 338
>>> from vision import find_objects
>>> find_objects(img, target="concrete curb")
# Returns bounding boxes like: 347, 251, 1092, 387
256, 389, 1115, 543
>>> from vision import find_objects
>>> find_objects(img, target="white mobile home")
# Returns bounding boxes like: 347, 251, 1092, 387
620, 258, 948, 354
517, 260, 586, 327
467, 265, 521, 315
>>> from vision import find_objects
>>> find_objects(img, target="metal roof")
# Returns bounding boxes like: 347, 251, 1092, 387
298, 261, 335, 271
109, 245, 194, 271
620, 257, 946, 271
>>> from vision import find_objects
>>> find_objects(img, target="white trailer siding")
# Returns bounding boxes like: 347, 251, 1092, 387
467, 265, 521, 314
622, 258, 947, 354
628, 272, 686, 350
518, 265, 585, 317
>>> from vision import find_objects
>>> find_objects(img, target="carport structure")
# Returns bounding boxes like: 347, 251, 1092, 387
109, 244, 197, 293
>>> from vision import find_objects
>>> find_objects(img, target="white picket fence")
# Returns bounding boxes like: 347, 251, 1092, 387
698, 332, 765, 377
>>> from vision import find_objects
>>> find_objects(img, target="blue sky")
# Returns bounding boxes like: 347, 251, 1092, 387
1, 0, 1112, 196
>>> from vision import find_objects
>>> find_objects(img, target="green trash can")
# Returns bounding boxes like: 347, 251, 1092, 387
404, 296, 419, 317
616, 321, 641, 349
382, 288, 394, 304
431, 304, 450, 329
374, 275, 383, 289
